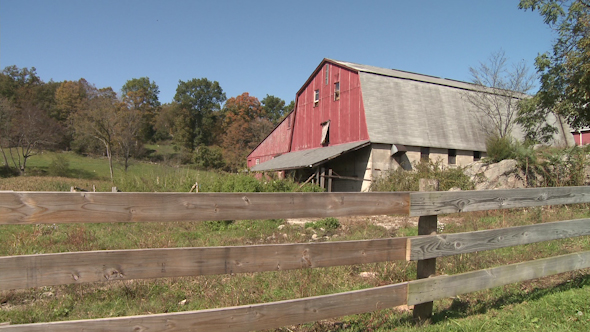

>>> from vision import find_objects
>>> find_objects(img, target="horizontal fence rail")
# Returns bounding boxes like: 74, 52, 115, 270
409, 218, 590, 260
1, 186, 590, 331
407, 250, 590, 305
410, 186, 590, 216
2, 251, 588, 332
0, 238, 407, 290
0, 283, 408, 332
0, 192, 410, 225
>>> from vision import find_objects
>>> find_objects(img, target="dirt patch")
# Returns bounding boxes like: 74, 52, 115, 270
286, 215, 464, 231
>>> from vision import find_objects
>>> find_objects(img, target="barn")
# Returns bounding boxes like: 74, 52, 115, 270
247, 59, 573, 192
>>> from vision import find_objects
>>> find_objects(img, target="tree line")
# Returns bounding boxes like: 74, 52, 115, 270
0, 67, 293, 179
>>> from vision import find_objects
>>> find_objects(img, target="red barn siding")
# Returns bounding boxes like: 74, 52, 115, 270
572, 131, 590, 145
291, 62, 369, 152
247, 112, 294, 168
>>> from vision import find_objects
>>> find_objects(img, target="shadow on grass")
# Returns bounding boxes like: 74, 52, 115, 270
26, 166, 103, 180
430, 272, 590, 323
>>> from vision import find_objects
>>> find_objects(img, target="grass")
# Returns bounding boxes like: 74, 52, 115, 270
4, 151, 320, 193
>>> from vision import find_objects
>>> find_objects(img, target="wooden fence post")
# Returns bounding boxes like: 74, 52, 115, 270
413, 179, 439, 322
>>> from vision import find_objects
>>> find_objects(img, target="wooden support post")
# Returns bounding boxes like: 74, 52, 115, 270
413, 179, 439, 323
320, 167, 326, 189
327, 168, 333, 193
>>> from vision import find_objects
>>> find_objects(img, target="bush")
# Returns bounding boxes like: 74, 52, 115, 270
48, 154, 71, 177
200, 173, 324, 193
485, 135, 515, 163
194, 146, 225, 170
0, 165, 19, 178
534, 146, 587, 187
371, 160, 474, 192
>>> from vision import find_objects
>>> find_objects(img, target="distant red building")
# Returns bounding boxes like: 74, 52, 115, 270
572, 129, 590, 145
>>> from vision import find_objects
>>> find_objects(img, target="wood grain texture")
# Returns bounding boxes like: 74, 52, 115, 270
410, 186, 590, 216
0, 238, 407, 290
0, 192, 410, 225
413, 215, 437, 320
407, 250, 590, 305
0, 283, 408, 332
410, 218, 590, 260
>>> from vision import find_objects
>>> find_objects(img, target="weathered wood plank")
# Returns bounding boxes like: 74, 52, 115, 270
0, 283, 408, 332
410, 186, 590, 216
0, 238, 407, 290
0, 192, 410, 225
410, 218, 590, 260
413, 214, 437, 321
407, 250, 590, 305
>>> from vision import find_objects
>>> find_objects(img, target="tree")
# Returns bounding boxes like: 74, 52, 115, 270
0, 66, 41, 103
54, 79, 92, 148
285, 100, 295, 114
173, 78, 226, 150
261, 94, 287, 124
220, 92, 270, 171
72, 87, 119, 181
0, 97, 15, 170
121, 77, 160, 142
3, 100, 61, 174
153, 102, 179, 141
465, 50, 536, 138
116, 104, 143, 172
517, 0, 590, 138
0, 66, 62, 174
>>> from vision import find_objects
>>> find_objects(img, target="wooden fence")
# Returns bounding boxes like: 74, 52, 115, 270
0, 187, 590, 331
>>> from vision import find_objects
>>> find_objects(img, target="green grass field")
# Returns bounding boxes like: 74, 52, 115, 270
0, 153, 589, 331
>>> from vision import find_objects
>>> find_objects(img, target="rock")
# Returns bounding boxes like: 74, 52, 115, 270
311, 234, 318, 241
483, 159, 518, 182
465, 159, 526, 190
359, 272, 378, 278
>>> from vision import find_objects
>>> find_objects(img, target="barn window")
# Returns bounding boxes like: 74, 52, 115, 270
255, 158, 260, 165
321, 120, 330, 146
420, 147, 430, 161
448, 149, 456, 165
334, 82, 340, 101
473, 151, 481, 161
314, 89, 320, 107
325, 64, 329, 85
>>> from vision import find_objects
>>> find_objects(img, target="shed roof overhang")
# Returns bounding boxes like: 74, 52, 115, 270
250, 140, 370, 172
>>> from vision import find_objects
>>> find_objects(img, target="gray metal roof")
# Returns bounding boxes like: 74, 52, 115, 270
251, 140, 370, 172
359, 72, 489, 151
331, 60, 479, 91
329, 59, 573, 151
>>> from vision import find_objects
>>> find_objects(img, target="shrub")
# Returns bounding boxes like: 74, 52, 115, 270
194, 146, 225, 170
48, 154, 71, 177
0, 165, 19, 178
485, 135, 515, 163
371, 160, 474, 192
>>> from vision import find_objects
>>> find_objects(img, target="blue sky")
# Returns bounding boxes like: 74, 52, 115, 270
1, 0, 553, 105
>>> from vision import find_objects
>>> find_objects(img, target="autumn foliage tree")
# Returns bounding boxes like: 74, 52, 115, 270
220, 92, 273, 171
